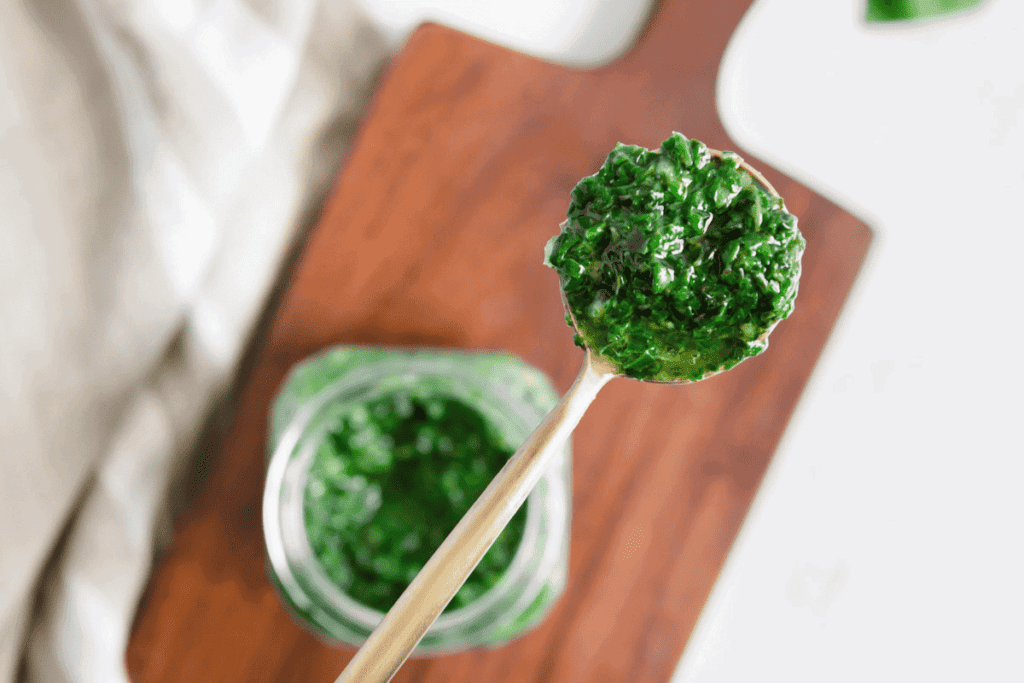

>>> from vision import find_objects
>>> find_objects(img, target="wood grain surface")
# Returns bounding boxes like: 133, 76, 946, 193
126, 0, 872, 681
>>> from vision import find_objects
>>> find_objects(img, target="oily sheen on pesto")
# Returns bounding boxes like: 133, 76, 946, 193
545, 132, 805, 382
305, 391, 527, 613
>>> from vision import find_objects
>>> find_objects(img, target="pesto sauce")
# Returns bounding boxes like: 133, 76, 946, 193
304, 391, 527, 613
544, 132, 806, 382
866, 0, 982, 22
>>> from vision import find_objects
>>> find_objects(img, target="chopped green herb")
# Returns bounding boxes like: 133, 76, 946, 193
866, 0, 983, 22
305, 392, 527, 613
544, 132, 805, 382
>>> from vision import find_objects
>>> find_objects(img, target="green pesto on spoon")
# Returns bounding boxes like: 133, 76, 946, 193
335, 132, 806, 683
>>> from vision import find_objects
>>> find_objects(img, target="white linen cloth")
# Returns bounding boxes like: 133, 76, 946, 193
0, 0, 387, 680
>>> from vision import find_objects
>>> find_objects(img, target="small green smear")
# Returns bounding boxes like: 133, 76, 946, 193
866, 0, 983, 22
304, 392, 527, 613
544, 132, 805, 382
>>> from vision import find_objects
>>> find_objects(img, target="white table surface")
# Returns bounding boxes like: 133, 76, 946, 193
357, 1, 1024, 680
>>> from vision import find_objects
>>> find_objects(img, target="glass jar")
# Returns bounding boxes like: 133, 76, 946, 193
262, 346, 571, 654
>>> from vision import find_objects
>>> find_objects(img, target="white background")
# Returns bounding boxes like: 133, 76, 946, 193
355, 0, 1024, 680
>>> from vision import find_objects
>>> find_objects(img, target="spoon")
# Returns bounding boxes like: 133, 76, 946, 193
334, 149, 786, 683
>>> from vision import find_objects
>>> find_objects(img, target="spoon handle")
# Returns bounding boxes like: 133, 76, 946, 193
334, 350, 616, 683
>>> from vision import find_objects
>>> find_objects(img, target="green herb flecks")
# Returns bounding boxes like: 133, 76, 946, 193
304, 392, 526, 613
866, 0, 983, 22
544, 132, 805, 382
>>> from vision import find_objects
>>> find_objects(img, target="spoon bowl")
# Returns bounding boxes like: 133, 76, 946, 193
558, 148, 785, 386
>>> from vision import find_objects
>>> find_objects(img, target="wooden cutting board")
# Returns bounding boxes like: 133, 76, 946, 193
126, 0, 871, 681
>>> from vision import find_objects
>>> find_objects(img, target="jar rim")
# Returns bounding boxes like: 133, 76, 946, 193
263, 348, 569, 650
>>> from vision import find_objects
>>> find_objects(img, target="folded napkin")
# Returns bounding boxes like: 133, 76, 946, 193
0, 1, 387, 681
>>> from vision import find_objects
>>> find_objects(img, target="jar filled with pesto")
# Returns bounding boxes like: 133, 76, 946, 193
263, 346, 571, 654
